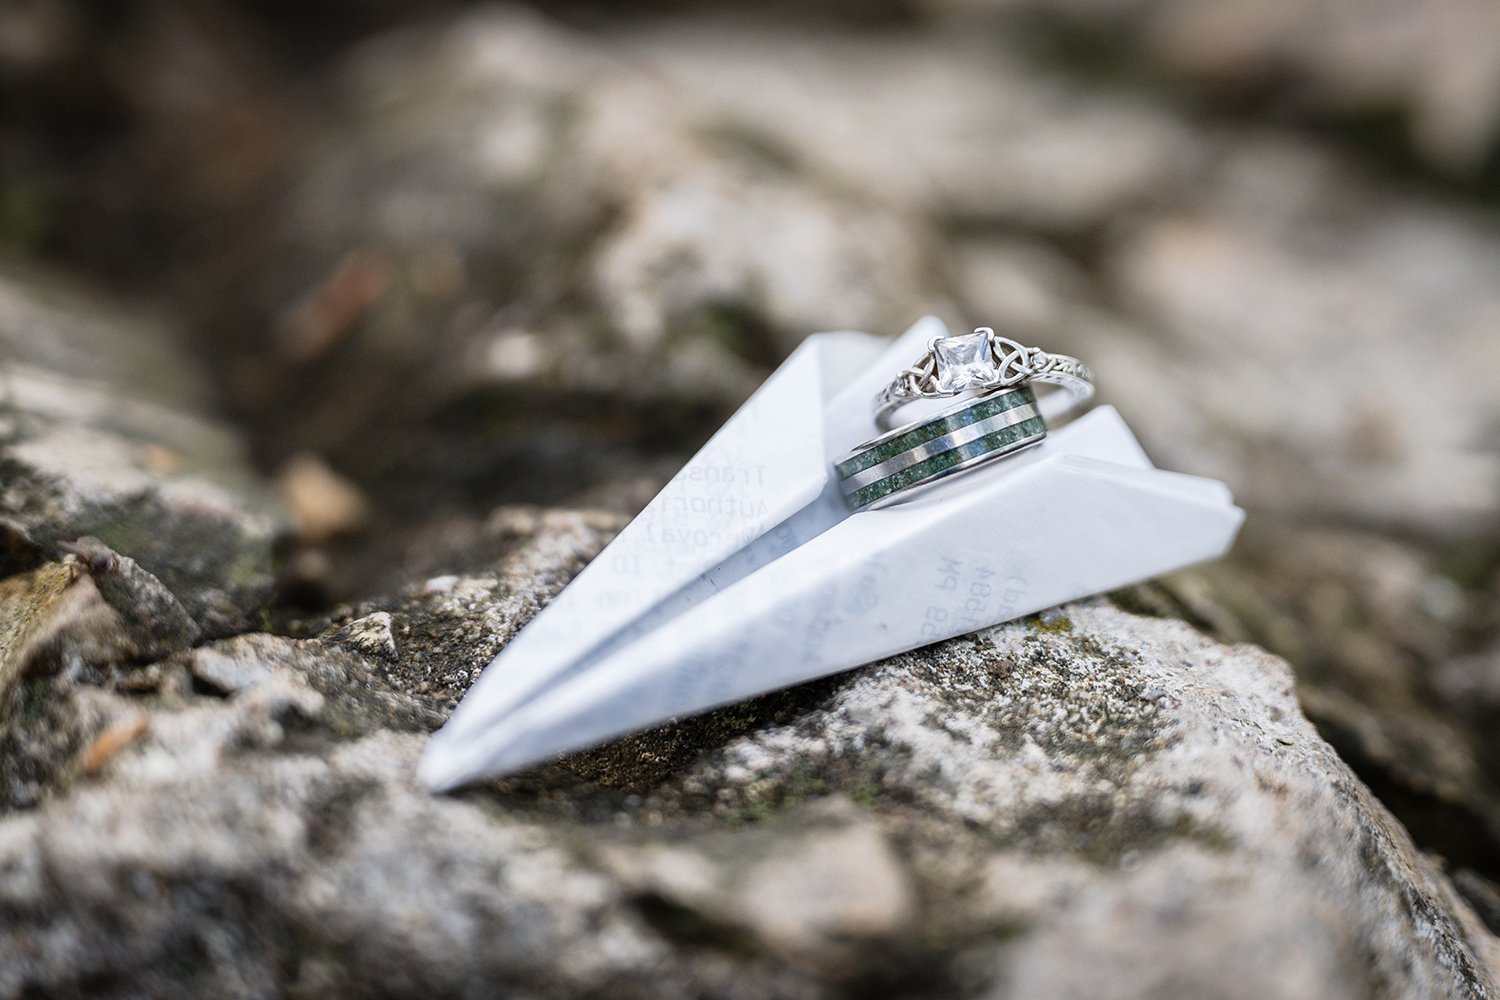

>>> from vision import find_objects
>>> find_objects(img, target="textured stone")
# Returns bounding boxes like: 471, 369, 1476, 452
948, 130, 1500, 869
955, 137, 1500, 540
612, 21, 1203, 229
0, 554, 187, 813
924, 0, 1500, 173
0, 262, 282, 637
1, 4, 1498, 996
0, 563, 92, 697
600, 797, 917, 973
56, 539, 200, 662
209, 6, 950, 502
0, 511, 1495, 997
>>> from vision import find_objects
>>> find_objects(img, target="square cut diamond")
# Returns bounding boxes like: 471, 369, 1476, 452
932, 330, 998, 392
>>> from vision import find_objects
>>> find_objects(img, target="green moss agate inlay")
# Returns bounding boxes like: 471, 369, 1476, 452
848, 415, 1046, 509
836, 386, 1036, 478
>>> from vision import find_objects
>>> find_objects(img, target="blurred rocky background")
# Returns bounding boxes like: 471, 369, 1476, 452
2, 1, 1498, 996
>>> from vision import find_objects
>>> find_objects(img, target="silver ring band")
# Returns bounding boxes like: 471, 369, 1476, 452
873, 327, 1093, 431
837, 385, 1047, 511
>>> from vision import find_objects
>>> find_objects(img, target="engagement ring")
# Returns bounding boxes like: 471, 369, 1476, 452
839, 327, 1094, 510
873, 327, 1093, 432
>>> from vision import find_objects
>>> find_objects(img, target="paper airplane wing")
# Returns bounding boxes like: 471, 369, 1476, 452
421, 389, 1244, 786
428, 320, 949, 770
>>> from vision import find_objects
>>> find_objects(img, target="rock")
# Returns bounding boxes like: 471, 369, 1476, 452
276, 452, 371, 544
1179, 525, 1500, 863
1, 563, 94, 694
0, 544, 201, 692
951, 136, 1500, 864
1, 4, 1497, 996
0, 511, 1494, 997
1455, 870, 1500, 936
601, 797, 917, 974
175, 633, 444, 738
923, 0, 1500, 174
1434, 641, 1500, 806
0, 261, 283, 637
0, 560, 133, 812
211, 5, 949, 504
326, 611, 397, 661
316, 505, 628, 711
612, 21, 1203, 230
57, 539, 200, 661
957, 137, 1500, 540
184, 639, 280, 695
1107, 149, 1500, 536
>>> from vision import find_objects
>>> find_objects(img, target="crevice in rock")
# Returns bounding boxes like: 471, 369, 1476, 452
1453, 869, 1500, 936
1318, 719, 1500, 886
628, 891, 764, 957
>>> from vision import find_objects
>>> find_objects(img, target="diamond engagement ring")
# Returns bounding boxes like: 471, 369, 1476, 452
872, 327, 1093, 432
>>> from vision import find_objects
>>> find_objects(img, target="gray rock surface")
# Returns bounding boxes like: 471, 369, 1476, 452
2, 509, 1496, 999
614, 23, 1204, 230
924, 0, 1500, 174
219, 6, 950, 491
0, 547, 198, 812
0, 262, 282, 637
1, 2, 1499, 997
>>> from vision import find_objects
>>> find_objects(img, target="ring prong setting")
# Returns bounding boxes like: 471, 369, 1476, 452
931, 329, 999, 393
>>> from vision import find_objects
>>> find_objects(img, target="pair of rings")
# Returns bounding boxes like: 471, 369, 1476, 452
837, 327, 1094, 511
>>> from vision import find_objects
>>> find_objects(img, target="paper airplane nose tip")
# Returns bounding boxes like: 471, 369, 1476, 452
417, 720, 532, 792
415, 733, 470, 793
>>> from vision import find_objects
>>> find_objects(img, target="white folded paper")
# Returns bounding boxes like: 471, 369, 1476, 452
418, 318, 1245, 790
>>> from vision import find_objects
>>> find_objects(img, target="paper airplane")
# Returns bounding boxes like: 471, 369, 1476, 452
418, 318, 1244, 790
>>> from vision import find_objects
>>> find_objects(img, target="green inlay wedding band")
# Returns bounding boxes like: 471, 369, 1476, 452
834, 386, 1036, 478
836, 386, 1047, 512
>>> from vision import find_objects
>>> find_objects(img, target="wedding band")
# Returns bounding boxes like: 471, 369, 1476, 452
873, 327, 1093, 431
836, 384, 1047, 511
